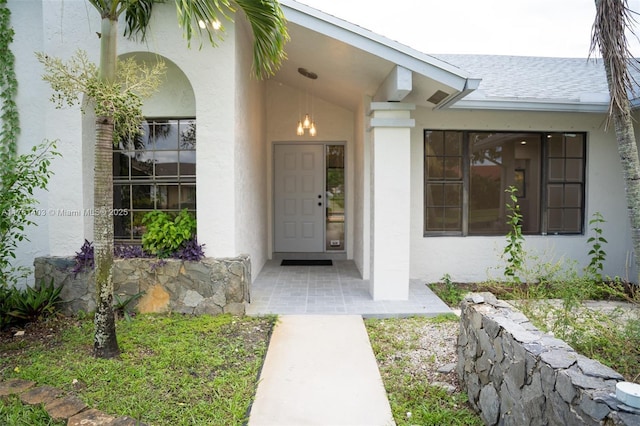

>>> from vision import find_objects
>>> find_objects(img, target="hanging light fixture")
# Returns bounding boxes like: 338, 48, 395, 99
296, 67, 318, 137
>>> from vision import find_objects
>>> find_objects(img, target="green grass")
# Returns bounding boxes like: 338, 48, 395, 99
365, 316, 482, 426
0, 314, 275, 425
0, 395, 64, 426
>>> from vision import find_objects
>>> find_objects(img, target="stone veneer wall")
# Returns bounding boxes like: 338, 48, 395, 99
457, 293, 640, 426
34, 256, 250, 316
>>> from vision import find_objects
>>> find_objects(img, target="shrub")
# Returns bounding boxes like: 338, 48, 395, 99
0, 279, 62, 329
0, 141, 59, 286
141, 209, 196, 257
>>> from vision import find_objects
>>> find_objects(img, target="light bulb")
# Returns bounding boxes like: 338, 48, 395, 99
212, 20, 221, 30
309, 122, 317, 137
303, 114, 311, 129
198, 20, 206, 29
296, 121, 304, 136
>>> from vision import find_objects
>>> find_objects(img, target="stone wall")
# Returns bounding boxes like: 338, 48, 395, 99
457, 293, 640, 426
34, 256, 251, 316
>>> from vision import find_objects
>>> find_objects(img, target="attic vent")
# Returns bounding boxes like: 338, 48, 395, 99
427, 90, 449, 105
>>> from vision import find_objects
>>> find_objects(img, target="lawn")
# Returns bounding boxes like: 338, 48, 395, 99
0, 314, 275, 425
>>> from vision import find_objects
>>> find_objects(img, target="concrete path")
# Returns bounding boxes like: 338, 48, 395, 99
248, 315, 396, 426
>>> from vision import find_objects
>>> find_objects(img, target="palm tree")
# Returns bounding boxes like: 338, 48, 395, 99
590, 0, 640, 284
88, 0, 288, 358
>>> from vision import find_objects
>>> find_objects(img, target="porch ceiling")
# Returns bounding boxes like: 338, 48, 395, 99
272, 1, 478, 112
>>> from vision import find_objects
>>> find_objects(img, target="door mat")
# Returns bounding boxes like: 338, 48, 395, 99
281, 259, 333, 266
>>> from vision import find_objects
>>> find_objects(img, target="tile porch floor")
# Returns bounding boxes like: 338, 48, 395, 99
246, 260, 452, 317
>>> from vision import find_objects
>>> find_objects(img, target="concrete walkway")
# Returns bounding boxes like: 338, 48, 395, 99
248, 315, 396, 426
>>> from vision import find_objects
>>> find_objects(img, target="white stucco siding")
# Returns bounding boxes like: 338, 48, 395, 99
352, 97, 370, 278
409, 107, 635, 283
233, 16, 268, 278
9, 0, 50, 280
265, 81, 355, 259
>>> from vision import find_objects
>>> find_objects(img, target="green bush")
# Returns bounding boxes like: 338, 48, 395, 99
0, 279, 62, 329
141, 209, 196, 257
0, 141, 59, 286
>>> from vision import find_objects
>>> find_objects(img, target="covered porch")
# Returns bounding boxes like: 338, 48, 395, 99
246, 260, 452, 317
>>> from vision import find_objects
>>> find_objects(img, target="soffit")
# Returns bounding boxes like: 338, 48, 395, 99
272, 1, 475, 111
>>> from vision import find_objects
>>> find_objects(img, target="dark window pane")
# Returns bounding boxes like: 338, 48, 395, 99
131, 152, 153, 178
132, 185, 153, 209
548, 159, 564, 181
113, 185, 130, 209
548, 134, 564, 156
565, 159, 583, 181
445, 132, 462, 156
427, 158, 445, 179
181, 185, 197, 210
179, 120, 196, 149
565, 134, 584, 157
155, 185, 180, 209
444, 158, 462, 179
154, 151, 179, 176
443, 207, 462, 230
565, 184, 582, 208
113, 152, 129, 177
564, 209, 582, 232
547, 184, 564, 208
132, 211, 148, 238
444, 184, 462, 205
548, 209, 563, 231
114, 214, 130, 239
426, 184, 444, 206
179, 151, 196, 176
426, 131, 444, 157
152, 120, 179, 150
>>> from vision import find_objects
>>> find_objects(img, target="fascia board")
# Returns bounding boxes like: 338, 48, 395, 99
449, 99, 610, 113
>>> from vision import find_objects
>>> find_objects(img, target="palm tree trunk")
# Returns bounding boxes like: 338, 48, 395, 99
608, 86, 640, 284
592, 0, 640, 283
93, 15, 119, 358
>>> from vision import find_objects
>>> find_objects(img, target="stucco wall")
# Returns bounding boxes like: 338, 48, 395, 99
8, 0, 49, 283
409, 107, 635, 283
233, 16, 269, 277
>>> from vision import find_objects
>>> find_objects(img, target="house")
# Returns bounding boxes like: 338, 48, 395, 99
8, 0, 637, 301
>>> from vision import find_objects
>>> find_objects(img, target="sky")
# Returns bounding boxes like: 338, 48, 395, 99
296, 0, 640, 58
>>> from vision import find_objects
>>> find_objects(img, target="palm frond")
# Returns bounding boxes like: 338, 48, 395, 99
234, 0, 289, 78
590, 0, 640, 116
123, 0, 157, 41
174, 0, 234, 47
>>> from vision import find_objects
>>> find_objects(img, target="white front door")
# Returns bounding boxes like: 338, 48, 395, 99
274, 144, 325, 252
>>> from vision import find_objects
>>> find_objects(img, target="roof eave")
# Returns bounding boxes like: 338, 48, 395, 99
448, 99, 610, 113
280, 0, 481, 94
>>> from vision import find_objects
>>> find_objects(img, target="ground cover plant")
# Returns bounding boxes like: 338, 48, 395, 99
365, 315, 483, 426
0, 314, 275, 425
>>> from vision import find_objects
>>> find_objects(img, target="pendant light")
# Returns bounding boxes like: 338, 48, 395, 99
296, 67, 318, 137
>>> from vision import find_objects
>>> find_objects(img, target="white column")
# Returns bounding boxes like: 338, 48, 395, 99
369, 102, 415, 300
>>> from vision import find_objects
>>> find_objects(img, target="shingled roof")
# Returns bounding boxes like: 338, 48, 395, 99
431, 54, 616, 112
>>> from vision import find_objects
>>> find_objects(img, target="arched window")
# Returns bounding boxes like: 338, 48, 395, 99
113, 118, 196, 241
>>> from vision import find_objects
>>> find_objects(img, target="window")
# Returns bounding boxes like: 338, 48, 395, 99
424, 130, 585, 236
113, 118, 196, 241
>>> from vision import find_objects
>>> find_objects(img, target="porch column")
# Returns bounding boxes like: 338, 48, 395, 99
369, 102, 415, 300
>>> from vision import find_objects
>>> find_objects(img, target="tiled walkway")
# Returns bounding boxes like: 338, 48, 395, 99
246, 260, 452, 317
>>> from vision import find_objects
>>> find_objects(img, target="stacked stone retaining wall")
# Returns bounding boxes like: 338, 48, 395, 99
457, 293, 640, 426
34, 256, 250, 316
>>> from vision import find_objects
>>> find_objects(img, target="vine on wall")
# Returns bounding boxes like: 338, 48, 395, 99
0, 0, 19, 167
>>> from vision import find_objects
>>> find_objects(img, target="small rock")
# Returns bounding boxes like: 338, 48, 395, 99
437, 363, 457, 374
431, 381, 456, 393
14, 330, 25, 337
471, 294, 485, 304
